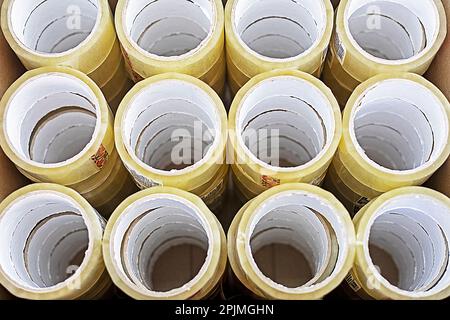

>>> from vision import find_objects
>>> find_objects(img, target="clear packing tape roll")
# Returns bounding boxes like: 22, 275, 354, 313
228, 70, 342, 200
115, 73, 228, 209
103, 187, 227, 300
115, 0, 226, 96
321, 0, 447, 107
345, 187, 450, 300
225, 0, 333, 95
323, 73, 450, 215
227, 183, 355, 300
0, 67, 137, 217
0, 183, 111, 300
0, 0, 131, 109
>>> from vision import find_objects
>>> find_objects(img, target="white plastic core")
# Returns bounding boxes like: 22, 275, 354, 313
10, 0, 100, 54
124, 0, 215, 57
365, 194, 450, 296
351, 79, 448, 172
123, 79, 221, 173
0, 192, 90, 289
110, 194, 212, 295
246, 191, 349, 292
237, 76, 335, 169
345, 0, 439, 61
5, 73, 99, 166
233, 0, 327, 60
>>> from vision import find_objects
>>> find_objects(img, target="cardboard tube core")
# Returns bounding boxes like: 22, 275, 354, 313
124, 0, 214, 57
5, 73, 99, 165
364, 194, 450, 295
237, 76, 335, 168
0, 192, 90, 289
245, 191, 349, 293
123, 79, 220, 173
233, 0, 327, 59
345, 0, 438, 61
351, 79, 448, 172
110, 195, 213, 295
10, 0, 100, 54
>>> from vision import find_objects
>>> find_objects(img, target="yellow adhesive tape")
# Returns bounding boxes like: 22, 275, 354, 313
227, 70, 243, 97
115, 73, 228, 193
228, 183, 355, 299
323, 0, 447, 100
225, 0, 333, 91
88, 39, 124, 88
327, 73, 450, 209
348, 187, 450, 300
1, 0, 119, 81
206, 61, 227, 96
228, 69, 342, 196
103, 186, 227, 300
198, 164, 229, 208
100, 59, 130, 102
226, 52, 251, 86
321, 58, 353, 108
0, 67, 115, 185
199, 48, 226, 85
80, 156, 130, 208
0, 183, 109, 300
107, 77, 134, 113
115, 0, 225, 87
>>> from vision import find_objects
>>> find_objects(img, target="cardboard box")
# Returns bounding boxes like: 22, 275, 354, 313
424, 0, 450, 196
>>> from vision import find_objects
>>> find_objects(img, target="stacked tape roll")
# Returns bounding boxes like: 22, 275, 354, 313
103, 186, 227, 300
0, 183, 111, 300
228, 183, 355, 300
0, 67, 137, 217
346, 187, 450, 300
115, 0, 226, 95
322, 0, 447, 107
0, 0, 131, 109
323, 73, 450, 215
115, 73, 228, 209
228, 70, 342, 200
225, 0, 334, 95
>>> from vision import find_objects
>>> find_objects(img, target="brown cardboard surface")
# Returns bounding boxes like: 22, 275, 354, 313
0, 0, 29, 201
425, 0, 450, 196
108, 0, 118, 12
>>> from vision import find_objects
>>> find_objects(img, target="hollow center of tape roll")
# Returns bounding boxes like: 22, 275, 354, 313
0, 192, 90, 289
352, 79, 448, 172
247, 191, 349, 291
10, 0, 100, 54
367, 195, 450, 293
124, 79, 220, 172
346, 0, 438, 61
112, 196, 211, 294
233, 0, 326, 59
237, 76, 335, 168
5, 74, 99, 165
125, 0, 214, 57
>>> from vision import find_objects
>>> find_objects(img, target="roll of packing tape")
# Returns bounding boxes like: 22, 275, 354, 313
0, 183, 110, 300
196, 164, 229, 210
0, 0, 120, 83
115, 73, 227, 197
115, 0, 225, 89
225, 0, 333, 91
228, 70, 342, 199
228, 183, 355, 300
322, 0, 447, 106
324, 73, 450, 214
347, 187, 450, 300
103, 187, 227, 300
0, 67, 115, 186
